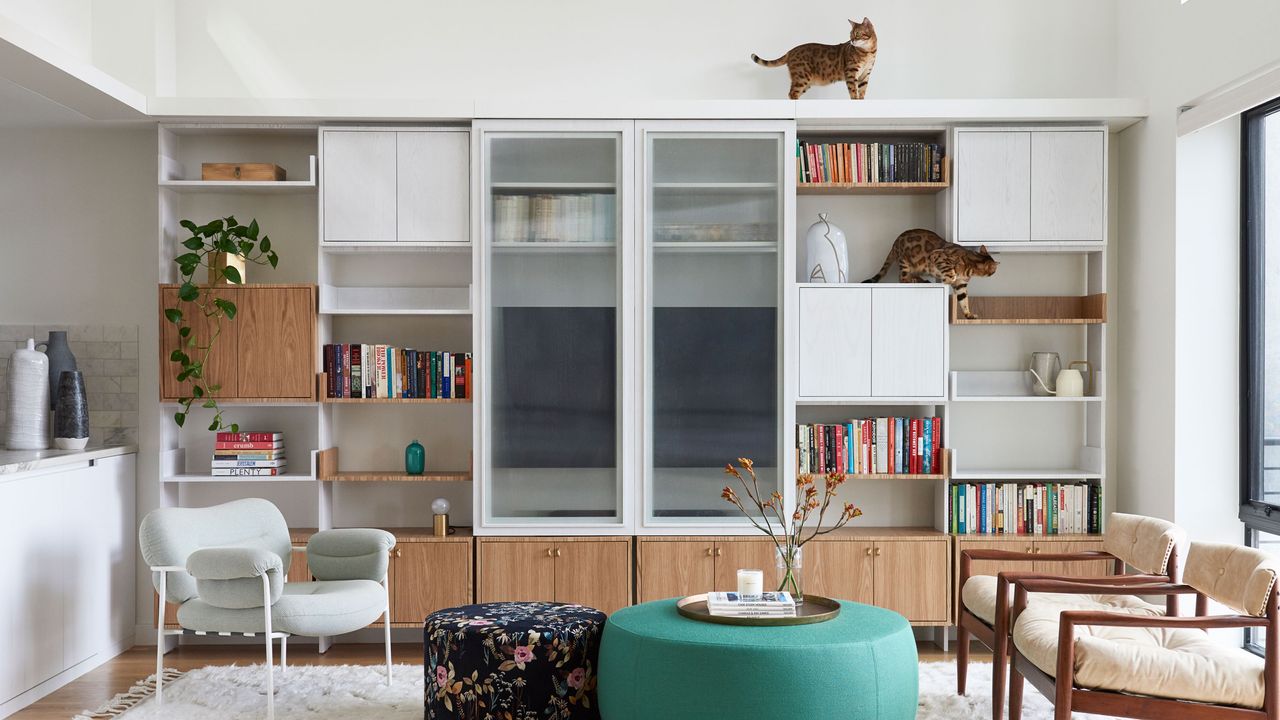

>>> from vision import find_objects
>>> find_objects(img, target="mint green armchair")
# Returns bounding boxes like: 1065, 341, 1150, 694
139, 498, 396, 719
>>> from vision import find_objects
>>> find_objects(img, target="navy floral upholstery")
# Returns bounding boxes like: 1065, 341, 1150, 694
424, 602, 606, 720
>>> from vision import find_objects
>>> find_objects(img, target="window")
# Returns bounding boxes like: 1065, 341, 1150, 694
1241, 98, 1280, 537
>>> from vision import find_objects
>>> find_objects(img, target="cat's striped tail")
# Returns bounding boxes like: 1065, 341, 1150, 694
751, 53, 788, 67
863, 245, 899, 283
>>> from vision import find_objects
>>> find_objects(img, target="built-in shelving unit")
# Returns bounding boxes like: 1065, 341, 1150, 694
949, 294, 1107, 325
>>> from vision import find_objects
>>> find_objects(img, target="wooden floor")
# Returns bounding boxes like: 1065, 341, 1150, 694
11, 642, 991, 719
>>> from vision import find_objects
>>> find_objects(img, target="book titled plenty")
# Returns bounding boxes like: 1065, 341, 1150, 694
706, 591, 797, 618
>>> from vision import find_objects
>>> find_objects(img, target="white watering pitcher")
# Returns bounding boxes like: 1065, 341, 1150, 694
1031, 358, 1094, 397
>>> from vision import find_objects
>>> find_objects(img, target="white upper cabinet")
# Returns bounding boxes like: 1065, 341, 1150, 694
955, 131, 1031, 243
870, 287, 947, 397
1030, 130, 1105, 242
322, 128, 470, 244
954, 127, 1106, 244
322, 130, 397, 242
799, 286, 871, 398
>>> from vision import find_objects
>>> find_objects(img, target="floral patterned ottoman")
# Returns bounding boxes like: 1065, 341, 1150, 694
424, 602, 606, 720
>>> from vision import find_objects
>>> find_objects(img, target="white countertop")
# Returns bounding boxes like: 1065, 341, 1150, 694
0, 444, 137, 475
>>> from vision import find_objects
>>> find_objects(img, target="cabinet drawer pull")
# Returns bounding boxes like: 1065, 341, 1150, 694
546, 548, 554, 557
554, 548, 562, 558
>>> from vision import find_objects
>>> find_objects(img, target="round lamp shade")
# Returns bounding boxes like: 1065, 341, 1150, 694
431, 497, 451, 515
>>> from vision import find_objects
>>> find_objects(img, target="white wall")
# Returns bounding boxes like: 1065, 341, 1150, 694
1115, 0, 1280, 542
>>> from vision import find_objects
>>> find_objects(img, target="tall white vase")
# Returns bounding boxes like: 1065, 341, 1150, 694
6, 339, 49, 450
804, 213, 849, 283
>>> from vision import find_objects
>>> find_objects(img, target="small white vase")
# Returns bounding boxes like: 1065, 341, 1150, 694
804, 213, 849, 283
6, 339, 49, 450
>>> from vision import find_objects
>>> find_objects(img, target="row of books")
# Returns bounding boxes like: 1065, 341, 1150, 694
492, 193, 617, 244
796, 140, 946, 184
212, 431, 286, 477
323, 344, 472, 399
797, 418, 944, 476
706, 592, 796, 618
949, 482, 1102, 535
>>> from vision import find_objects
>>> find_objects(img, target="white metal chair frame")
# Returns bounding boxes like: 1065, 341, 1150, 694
151, 546, 393, 719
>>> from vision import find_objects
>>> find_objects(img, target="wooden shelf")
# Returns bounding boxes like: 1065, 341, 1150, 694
950, 293, 1106, 325
316, 448, 472, 483
316, 373, 471, 403
797, 181, 949, 195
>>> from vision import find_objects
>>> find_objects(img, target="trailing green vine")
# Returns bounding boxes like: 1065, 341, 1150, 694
165, 216, 279, 431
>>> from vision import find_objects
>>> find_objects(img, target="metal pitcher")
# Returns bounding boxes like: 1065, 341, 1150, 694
1029, 352, 1062, 396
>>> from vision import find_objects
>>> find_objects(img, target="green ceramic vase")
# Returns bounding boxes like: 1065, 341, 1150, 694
405, 439, 425, 475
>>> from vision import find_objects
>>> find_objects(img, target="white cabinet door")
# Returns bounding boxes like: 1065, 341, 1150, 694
63, 455, 134, 666
322, 131, 397, 242
13, 468, 67, 691
798, 287, 872, 398
397, 131, 470, 243
955, 131, 1031, 243
871, 287, 946, 397
1031, 130, 1105, 242
0, 476, 21, 702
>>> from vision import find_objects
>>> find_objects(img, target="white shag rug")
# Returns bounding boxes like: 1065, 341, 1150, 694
76, 661, 1104, 719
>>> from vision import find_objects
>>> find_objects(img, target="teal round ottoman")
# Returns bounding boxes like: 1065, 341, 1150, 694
597, 599, 917, 720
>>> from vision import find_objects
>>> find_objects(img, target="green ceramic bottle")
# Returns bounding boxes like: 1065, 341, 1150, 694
405, 439, 425, 475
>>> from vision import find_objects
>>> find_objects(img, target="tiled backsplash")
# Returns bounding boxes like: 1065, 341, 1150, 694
0, 325, 139, 446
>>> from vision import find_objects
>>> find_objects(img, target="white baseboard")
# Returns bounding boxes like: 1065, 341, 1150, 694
0, 634, 135, 720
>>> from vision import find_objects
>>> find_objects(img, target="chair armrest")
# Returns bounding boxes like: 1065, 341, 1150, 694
1057, 609, 1266, 630
959, 548, 1117, 585
186, 546, 283, 580
307, 528, 396, 582
1013, 577, 1195, 596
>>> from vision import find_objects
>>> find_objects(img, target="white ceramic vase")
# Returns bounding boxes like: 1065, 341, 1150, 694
804, 213, 849, 283
6, 339, 49, 450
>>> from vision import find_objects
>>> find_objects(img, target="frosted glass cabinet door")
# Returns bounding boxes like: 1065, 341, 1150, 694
483, 127, 627, 526
322, 131, 397, 242
643, 128, 785, 524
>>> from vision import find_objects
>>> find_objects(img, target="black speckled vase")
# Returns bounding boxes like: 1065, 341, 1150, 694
53, 370, 89, 450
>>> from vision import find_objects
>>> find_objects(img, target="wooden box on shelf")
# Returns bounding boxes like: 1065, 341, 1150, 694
201, 163, 286, 181
315, 447, 472, 483
316, 372, 472, 404
950, 293, 1106, 325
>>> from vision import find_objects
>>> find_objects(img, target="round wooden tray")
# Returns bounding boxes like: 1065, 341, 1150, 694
676, 594, 841, 626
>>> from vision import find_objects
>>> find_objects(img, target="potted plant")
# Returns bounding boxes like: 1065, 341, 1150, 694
722, 458, 862, 602
164, 215, 278, 432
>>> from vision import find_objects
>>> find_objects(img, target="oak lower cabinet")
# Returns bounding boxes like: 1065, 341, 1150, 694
388, 530, 474, 626
636, 538, 775, 604
478, 538, 632, 615
953, 535, 1111, 617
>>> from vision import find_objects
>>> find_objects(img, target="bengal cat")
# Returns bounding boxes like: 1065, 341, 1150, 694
752, 18, 878, 100
863, 229, 999, 319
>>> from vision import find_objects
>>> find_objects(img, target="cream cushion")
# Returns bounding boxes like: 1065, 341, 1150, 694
1103, 513, 1187, 576
961, 575, 1163, 627
1184, 541, 1280, 617
1013, 602, 1265, 709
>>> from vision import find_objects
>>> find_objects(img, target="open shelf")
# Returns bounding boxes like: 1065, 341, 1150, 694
160, 155, 317, 194
316, 448, 472, 483
960, 242, 1105, 254
162, 473, 314, 483
319, 285, 471, 315
950, 468, 1102, 481
950, 293, 1107, 325
317, 373, 471, 404
950, 371, 1101, 402
796, 181, 949, 195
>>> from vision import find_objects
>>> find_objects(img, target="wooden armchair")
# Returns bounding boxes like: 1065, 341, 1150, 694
956, 513, 1186, 720
1007, 541, 1280, 720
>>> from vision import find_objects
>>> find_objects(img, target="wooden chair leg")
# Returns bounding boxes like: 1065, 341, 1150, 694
957, 624, 970, 695
992, 629, 1006, 720
1008, 662, 1025, 720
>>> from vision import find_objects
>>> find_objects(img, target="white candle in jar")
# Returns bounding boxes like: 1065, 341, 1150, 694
737, 569, 764, 598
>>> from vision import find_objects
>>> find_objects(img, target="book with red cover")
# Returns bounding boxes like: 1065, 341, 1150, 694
215, 441, 284, 450
216, 432, 282, 442
464, 355, 472, 400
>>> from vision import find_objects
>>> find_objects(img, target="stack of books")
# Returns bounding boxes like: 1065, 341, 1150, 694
797, 417, 943, 475
212, 432, 286, 477
323, 344, 471, 399
706, 591, 797, 618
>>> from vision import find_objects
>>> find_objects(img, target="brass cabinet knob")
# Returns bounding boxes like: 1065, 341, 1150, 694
1025, 546, 1033, 554
394, 548, 402, 558
865, 547, 873, 556
705, 547, 714, 557
1033, 547, 1042, 554
874, 547, 882, 556
715, 547, 723, 557
554, 548, 562, 558
546, 548, 554, 557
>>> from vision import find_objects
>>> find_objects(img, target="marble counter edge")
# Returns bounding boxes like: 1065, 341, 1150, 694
0, 444, 138, 475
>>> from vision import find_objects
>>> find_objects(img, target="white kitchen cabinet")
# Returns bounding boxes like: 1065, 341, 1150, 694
870, 286, 947, 397
1031, 130, 1105, 242
322, 130, 398, 242
397, 130, 470, 243
955, 131, 1031, 243
799, 286, 871, 398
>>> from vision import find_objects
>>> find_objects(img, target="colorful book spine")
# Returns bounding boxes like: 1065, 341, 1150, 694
215, 432, 281, 442
215, 441, 284, 450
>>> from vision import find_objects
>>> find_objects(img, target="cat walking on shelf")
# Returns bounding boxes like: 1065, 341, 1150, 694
752, 17, 877, 100
864, 229, 999, 319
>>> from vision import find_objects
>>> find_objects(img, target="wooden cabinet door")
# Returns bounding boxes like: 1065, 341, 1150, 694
477, 540, 555, 604
712, 540, 778, 592
798, 287, 871, 398
236, 287, 314, 399
397, 131, 470, 243
392, 542, 473, 624
955, 130, 1031, 243
1034, 541, 1111, 578
555, 541, 631, 614
159, 286, 239, 400
323, 130, 398, 242
1030, 130, 1104, 242
870, 287, 946, 398
806, 541, 874, 604
637, 540, 715, 603
873, 540, 949, 623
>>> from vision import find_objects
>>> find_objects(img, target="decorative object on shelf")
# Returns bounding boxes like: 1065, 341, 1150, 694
804, 213, 849, 282
862, 229, 998, 319
1065, 360, 1095, 396
736, 569, 764, 598
751, 17, 877, 99
53, 370, 89, 450
721, 457, 863, 603
36, 330, 75, 405
164, 215, 279, 432
432, 497, 451, 536
207, 250, 247, 285
6, 339, 49, 450
1028, 351, 1062, 396
405, 439, 425, 475
201, 163, 286, 181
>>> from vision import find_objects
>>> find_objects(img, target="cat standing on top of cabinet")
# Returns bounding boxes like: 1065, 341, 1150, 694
863, 229, 999, 319
751, 17, 878, 100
